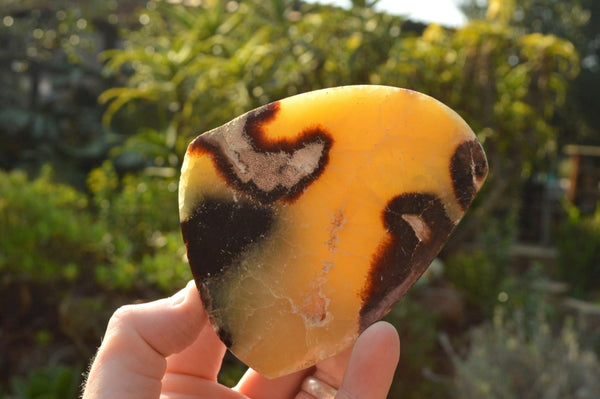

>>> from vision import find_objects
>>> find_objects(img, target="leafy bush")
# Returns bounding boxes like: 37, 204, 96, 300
0, 0, 126, 178
385, 294, 446, 399
0, 166, 110, 283
98, 0, 407, 173
87, 161, 190, 292
444, 212, 515, 314
445, 250, 505, 314
450, 308, 600, 399
1, 165, 190, 395
556, 204, 600, 299
0, 164, 189, 293
3, 365, 81, 399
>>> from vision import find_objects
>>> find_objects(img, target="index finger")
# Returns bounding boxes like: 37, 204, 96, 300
336, 321, 400, 399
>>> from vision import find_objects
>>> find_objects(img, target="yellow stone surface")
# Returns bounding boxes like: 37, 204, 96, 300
179, 85, 487, 378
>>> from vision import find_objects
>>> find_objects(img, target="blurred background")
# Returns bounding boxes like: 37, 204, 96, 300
1, 0, 599, 397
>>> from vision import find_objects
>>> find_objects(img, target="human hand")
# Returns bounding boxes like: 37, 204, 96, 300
82, 280, 400, 399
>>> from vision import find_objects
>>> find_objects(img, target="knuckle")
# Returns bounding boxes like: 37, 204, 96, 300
108, 304, 138, 330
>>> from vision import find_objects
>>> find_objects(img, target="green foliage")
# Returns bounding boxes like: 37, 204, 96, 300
0, 166, 109, 282
377, 20, 578, 173
88, 162, 178, 251
462, 0, 600, 144
98, 0, 582, 253
385, 295, 446, 399
495, 263, 561, 321
99, 0, 405, 164
217, 352, 247, 388
445, 250, 505, 313
0, 0, 135, 178
87, 161, 189, 292
444, 211, 515, 313
450, 308, 600, 399
0, 163, 188, 292
94, 230, 190, 292
374, 14, 579, 248
556, 204, 600, 299
0, 164, 189, 394
0, 0, 594, 396
4, 365, 81, 399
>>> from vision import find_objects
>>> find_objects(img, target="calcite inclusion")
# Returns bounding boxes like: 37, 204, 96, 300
179, 85, 487, 378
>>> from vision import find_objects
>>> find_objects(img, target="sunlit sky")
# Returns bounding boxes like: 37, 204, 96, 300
309, 0, 468, 27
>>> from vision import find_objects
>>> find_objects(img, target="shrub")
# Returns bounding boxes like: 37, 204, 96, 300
0, 163, 189, 293
4, 365, 82, 399
0, 165, 190, 395
87, 161, 180, 255
444, 211, 515, 314
385, 294, 447, 399
556, 204, 600, 299
0, 167, 110, 283
444, 250, 505, 314
450, 308, 600, 399
87, 161, 190, 292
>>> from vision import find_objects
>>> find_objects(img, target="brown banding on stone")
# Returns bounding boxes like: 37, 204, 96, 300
181, 196, 276, 349
359, 193, 454, 331
180, 196, 275, 280
401, 214, 432, 243
450, 140, 488, 210
188, 101, 333, 204
197, 282, 234, 347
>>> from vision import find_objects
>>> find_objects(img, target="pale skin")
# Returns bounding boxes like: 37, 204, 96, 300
82, 280, 400, 399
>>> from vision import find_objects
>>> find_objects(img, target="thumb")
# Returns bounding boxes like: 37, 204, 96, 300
82, 280, 207, 399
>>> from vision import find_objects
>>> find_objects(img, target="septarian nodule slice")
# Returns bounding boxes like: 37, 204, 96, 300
179, 85, 487, 378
